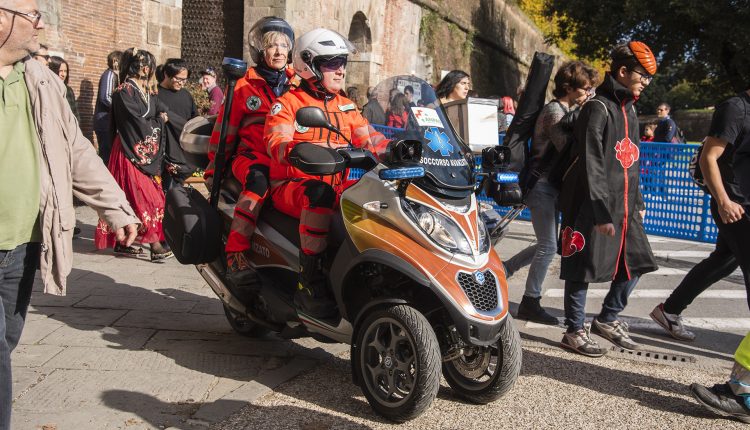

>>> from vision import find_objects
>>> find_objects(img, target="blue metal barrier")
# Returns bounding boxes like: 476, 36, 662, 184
365, 126, 715, 243
639, 142, 716, 242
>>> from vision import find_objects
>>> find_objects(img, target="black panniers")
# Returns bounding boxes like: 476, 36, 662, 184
164, 186, 222, 264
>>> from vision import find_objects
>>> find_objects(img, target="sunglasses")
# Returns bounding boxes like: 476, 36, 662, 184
0, 6, 43, 28
320, 56, 347, 70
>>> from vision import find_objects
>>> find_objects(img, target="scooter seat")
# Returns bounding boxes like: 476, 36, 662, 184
220, 176, 302, 247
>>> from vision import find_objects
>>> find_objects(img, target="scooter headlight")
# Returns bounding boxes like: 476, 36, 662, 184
402, 200, 472, 255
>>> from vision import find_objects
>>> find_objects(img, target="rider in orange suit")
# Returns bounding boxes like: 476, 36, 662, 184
264, 28, 388, 318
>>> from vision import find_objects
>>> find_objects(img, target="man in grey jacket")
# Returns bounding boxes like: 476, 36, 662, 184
0, 2, 140, 428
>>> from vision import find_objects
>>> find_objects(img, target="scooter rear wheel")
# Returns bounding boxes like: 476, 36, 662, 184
223, 305, 270, 337
355, 305, 440, 422
442, 315, 521, 404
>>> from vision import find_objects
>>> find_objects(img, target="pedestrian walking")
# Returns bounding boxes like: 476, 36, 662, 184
691, 331, 750, 423
93, 50, 122, 164
94, 47, 172, 261
362, 85, 386, 125
0, 3, 139, 428
385, 92, 408, 128
156, 58, 197, 192
650, 88, 750, 341
503, 60, 599, 325
436, 70, 471, 104
200, 66, 224, 116
557, 42, 659, 357
48, 55, 79, 122
653, 102, 684, 143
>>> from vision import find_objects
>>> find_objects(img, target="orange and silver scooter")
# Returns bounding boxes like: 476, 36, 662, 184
176, 75, 522, 422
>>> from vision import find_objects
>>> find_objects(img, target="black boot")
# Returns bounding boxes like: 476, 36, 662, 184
516, 295, 559, 325
295, 251, 337, 319
226, 251, 260, 302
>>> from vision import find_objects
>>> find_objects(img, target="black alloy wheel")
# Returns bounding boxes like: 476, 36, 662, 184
442, 315, 522, 404
355, 305, 441, 422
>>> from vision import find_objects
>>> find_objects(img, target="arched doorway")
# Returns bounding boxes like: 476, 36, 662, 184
346, 11, 374, 104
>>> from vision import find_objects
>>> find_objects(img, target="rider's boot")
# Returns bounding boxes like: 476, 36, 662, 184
226, 251, 259, 300
294, 251, 337, 319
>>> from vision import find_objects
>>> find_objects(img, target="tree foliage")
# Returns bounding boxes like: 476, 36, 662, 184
538, 0, 750, 110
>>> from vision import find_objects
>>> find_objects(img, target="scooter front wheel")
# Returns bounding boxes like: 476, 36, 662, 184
442, 315, 522, 404
223, 305, 270, 338
354, 305, 441, 422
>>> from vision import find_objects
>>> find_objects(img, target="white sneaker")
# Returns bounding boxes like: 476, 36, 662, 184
649, 303, 696, 341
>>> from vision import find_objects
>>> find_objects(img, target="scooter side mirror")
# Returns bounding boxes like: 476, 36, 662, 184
296, 107, 334, 130
288, 142, 346, 176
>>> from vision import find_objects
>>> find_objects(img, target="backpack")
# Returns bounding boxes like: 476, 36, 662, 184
673, 126, 687, 144
688, 140, 709, 193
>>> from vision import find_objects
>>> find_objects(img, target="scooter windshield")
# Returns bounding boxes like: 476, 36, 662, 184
370, 76, 474, 199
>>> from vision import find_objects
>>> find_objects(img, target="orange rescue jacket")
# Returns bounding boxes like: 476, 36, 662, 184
264, 86, 389, 185
205, 66, 296, 177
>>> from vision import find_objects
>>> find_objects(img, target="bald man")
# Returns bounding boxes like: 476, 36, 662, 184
0, 2, 139, 427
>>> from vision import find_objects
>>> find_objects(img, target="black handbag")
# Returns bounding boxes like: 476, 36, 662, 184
163, 185, 222, 264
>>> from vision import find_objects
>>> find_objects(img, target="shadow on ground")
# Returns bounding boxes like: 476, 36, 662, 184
101, 390, 374, 430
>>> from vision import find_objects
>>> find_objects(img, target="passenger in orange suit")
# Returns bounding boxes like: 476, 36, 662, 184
205, 17, 296, 286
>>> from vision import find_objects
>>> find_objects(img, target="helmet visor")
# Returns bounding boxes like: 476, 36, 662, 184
318, 55, 348, 71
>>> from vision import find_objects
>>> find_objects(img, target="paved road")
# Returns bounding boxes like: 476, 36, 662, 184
10, 209, 748, 429
214, 222, 749, 429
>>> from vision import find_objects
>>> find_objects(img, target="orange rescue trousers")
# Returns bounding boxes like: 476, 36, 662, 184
225, 151, 271, 253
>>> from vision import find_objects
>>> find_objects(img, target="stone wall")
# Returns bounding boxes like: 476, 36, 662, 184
37, 0, 561, 140
38, 0, 181, 141
233, 0, 563, 99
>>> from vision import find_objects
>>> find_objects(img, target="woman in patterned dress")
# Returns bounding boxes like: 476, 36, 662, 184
95, 47, 172, 261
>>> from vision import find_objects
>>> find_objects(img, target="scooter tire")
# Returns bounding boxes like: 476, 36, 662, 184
442, 315, 522, 404
354, 305, 441, 422
223, 305, 270, 338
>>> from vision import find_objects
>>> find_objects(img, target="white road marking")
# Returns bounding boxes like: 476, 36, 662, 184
650, 267, 688, 275
544, 289, 745, 299
652, 250, 711, 259
525, 316, 750, 331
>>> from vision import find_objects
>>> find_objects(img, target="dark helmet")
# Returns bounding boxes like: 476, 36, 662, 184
248, 16, 295, 65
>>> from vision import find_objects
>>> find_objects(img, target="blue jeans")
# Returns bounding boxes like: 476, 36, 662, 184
1, 243, 40, 430
564, 274, 640, 333
503, 181, 558, 298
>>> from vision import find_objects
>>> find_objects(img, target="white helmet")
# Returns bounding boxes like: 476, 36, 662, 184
293, 28, 357, 82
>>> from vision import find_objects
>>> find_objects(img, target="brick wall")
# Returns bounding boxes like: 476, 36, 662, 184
39, 0, 181, 143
